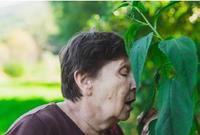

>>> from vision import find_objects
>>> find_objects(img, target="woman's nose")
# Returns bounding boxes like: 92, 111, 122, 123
129, 73, 136, 101
130, 73, 136, 90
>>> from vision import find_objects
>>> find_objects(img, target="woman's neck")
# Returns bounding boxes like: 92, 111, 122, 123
57, 100, 107, 135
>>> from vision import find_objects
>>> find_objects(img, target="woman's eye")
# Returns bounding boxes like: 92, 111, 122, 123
120, 68, 128, 76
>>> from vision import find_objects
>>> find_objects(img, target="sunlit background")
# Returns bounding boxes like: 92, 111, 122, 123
0, 1, 200, 135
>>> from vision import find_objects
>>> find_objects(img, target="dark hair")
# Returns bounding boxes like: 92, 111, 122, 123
59, 31, 127, 102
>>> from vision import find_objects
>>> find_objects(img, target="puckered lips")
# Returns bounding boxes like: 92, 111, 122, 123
125, 99, 135, 111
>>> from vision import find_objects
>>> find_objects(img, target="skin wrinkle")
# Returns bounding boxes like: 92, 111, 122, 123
93, 57, 135, 119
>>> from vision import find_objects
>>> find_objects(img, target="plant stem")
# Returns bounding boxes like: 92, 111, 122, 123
134, 7, 163, 40
132, 18, 148, 26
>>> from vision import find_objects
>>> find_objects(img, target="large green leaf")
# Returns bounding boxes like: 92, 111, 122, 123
156, 79, 194, 135
155, 37, 198, 135
130, 32, 153, 91
158, 37, 198, 90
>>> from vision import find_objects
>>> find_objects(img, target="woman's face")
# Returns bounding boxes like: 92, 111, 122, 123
90, 57, 136, 121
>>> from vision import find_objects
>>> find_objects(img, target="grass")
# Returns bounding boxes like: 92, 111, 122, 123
0, 81, 62, 100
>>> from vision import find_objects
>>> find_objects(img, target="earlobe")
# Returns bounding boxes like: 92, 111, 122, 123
87, 90, 92, 96
86, 80, 93, 96
86, 80, 92, 89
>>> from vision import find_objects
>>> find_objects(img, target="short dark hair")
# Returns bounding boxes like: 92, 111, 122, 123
59, 31, 127, 102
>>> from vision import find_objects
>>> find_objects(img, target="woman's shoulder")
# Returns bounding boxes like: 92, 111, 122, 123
5, 111, 47, 135
5, 103, 59, 135
6, 102, 86, 135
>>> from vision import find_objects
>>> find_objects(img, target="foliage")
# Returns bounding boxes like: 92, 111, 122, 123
130, 32, 153, 91
49, 2, 110, 51
155, 37, 197, 135
116, 1, 199, 135
50, 1, 133, 52
3, 62, 25, 77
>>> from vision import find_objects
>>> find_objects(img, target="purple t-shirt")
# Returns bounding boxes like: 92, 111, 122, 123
6, 103, 124, 135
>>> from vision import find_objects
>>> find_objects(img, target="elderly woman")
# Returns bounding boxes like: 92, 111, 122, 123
6, 32, 136, 135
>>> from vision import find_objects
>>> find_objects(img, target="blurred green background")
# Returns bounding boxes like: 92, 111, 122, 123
0, 1, 199, 135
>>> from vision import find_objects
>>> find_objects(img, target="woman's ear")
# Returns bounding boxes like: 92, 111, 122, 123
74, 71, 93, 96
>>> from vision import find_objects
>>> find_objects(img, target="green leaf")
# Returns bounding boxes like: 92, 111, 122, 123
114, 2, 129, 11
148, 41, 167, 70
153, 2, 178, 29
158, 37, 198, 90
130, 32, 153, 91
128, 1, 147, 24
149, 119, 157, 135
156, 79, 194, 135
124, 23, 141, 55
132, 1, 146, 13
156, 37, 198, 135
